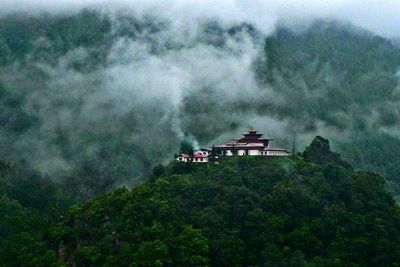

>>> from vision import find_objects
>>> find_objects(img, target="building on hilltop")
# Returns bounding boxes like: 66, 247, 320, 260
175, 148, 211, 163
175, 129, 290, 163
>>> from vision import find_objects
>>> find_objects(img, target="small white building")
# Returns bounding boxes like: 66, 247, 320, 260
176, 153, 190, 162
192, 151, 209, 163
175, 150, 211, 164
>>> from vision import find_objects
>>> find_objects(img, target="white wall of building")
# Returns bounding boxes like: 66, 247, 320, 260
177, 157, 189, 162
249, 150, 260, 156
219, 150, 234, 156
193, 157, 209, 163
237, 149, 245, 156
235, 149, 260, 156
266, 151, 288, 156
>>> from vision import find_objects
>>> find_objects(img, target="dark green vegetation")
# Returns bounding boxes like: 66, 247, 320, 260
256, 21, 400, 199
0, 161, 69, 266
2, 137, 400, 266
1, 9, 400, 265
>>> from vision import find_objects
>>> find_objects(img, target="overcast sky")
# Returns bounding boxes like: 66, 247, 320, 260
0, 0, 399, 37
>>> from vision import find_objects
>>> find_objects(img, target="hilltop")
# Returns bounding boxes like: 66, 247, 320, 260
38, 137, 400, 266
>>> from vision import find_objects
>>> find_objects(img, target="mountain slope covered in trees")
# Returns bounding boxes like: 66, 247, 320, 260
29, 137, 399, 266
0, 161, 69, 266
1, 7, 400, 267
256, 21, 400, 199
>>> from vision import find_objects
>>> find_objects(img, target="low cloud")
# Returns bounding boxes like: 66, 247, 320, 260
1, 0, 400, 37
0, 1, 399, 192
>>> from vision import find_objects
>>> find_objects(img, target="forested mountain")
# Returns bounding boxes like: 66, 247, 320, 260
1, 8, 400, 265
0, 10, 399, 200
256, 21, 400, 199
2, 137, 399, 266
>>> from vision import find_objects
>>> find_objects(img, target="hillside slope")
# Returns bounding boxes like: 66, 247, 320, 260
47, 137, 400, 266
0, 161, 68, 266
255, 21, 400, 198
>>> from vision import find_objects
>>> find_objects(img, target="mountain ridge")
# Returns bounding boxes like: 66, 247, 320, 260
42, 136, 400, 266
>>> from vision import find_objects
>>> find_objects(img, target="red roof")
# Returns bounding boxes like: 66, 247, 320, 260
193, 152, 208, 158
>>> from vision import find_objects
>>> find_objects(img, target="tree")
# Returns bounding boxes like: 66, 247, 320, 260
176, 226, 209, 267
152, 164, 166, 178
180, 140, 194, 155
132, 240, 169, 267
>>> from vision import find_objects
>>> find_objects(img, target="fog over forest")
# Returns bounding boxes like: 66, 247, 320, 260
1, 0, 400, 198
3, 2, 400, 266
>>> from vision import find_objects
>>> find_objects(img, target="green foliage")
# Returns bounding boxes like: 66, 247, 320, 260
180, 140, 194, 155
48, 138, 400, 266
0, 196, 58, 266
264, 22, 400, 130
254, 20, 400, 198
334, 133, 400, 200
175, 226, 209, 267
132, 240, 168, 267
303, 136, 352, 169
0, 160, 69, 266
1, 10, 400, 265
0, 161, 68, 213
152, 164, 166, 178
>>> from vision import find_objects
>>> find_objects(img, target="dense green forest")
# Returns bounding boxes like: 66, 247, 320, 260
256, 22, 400, 200
0, 161, 67, 265
1, 8, 400, 266
1, 137, 400, 266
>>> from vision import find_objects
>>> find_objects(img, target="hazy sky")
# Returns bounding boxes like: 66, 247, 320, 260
0, 0, 399, 37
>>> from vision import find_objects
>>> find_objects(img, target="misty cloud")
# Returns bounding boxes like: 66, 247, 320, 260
1, 1, 400, 196
2, 0, 400, 37
0, 12, 285, 188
